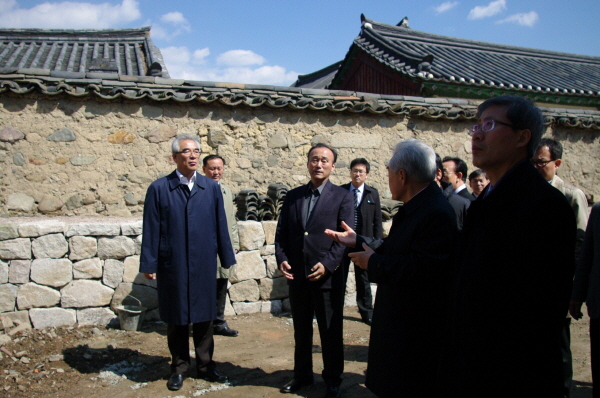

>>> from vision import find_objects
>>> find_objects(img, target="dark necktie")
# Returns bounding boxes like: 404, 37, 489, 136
353, 188, 360, 228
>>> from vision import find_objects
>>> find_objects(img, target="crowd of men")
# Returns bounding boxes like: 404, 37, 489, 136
139, 95, 599, 398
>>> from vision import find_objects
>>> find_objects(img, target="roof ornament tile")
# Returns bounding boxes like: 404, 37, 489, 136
397, 17, 410, 28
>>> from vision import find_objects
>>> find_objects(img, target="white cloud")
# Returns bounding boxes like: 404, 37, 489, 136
193, 48, 210, 65
160, 11, 190, 32
0, 0, 141, 29
468, 0, 506, 20
217, 50, 265, 67
162, 46, 298, 85
434, 1, 459, 15
497, 11, 539, 27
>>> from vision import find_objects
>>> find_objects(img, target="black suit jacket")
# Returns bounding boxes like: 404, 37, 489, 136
275, 180, 354, 290
456, 186, 475, 201
443, 160, 576, 398
356, 181, 458, 397
341, 183, 383, 239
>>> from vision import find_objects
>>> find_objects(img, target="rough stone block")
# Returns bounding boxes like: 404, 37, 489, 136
122, 255, 140, 283
0, 260, 7, 283
264, 255, 282, 278
0, 310, 31, 329
230, 250, 266, 283
229, 279, 260, 302
238, 221, 266, 251
330, 132, 382, 149
19, 220, 66, 237
232, 301, 262, 314
47, 127, 76, 142
0, 283, 18, 312
103, 259, 124, 288
224, 293, 235, 316
73, 258, 103, 279
69, 236, 97, 260
98, 236, 136, 259
17, 282, 61, 309
110, 282, 158, 312
282, 298, 291, 312
77, 307, 117, 326
32, 233, 68, 259
261, 221, 277, 245
30, 258, 72, 288
65, 223, 120, 237
29, 308, 76, 329
134, 235, 142, 255
0, 238, 32, 260
61, 280, 114, 308
38, 196, 64, 214
7, 193, 35, 212
0, 224, 19, 240
9, 260, 31, 284
261, 300, 283, 314
260, 244, 275, 256
120, 220, 143, 236
147, 124, 177, 143
258, 277, 289, 300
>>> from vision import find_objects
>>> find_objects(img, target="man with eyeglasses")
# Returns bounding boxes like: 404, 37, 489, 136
275, 143, 354, 398
202, 155, 240, 338
442, 157, 475, 201
442, 96, 576, 398
140, 134, 236, 391
532, 138, 589, 397
340, 158, 383, 326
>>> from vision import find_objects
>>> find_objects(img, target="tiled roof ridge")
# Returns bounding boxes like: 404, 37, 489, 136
1, 73, 598, 130
0, 27, 151, 39
362, 16, 600, 63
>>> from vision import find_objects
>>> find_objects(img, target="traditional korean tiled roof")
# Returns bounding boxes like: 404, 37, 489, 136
326, 15, 600, 106
0, 27, 169, 78
290, 61, 341, 89
0, 71, 598, 130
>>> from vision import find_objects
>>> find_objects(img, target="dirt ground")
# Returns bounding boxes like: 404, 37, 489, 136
0, 308, 595, 397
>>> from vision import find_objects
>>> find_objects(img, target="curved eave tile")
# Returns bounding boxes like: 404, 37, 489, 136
0, 75, 599, 130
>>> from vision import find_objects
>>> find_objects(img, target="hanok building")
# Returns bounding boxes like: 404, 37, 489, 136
293, 14, 600, 112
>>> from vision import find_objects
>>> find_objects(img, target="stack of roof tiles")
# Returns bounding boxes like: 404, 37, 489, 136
380, 199, 403, 221
235, 189, 260, 221
234, 184, 289, 221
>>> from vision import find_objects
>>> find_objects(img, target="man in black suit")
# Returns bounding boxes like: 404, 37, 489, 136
325, 139, 458, 397
435, 153, 470, 231
443, 95, 576, 398
442, 156, 475, 201
275, 143, 354, 398
341, 158, 383, 325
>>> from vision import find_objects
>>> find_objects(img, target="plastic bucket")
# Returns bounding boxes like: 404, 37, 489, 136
116, 295, 146, 331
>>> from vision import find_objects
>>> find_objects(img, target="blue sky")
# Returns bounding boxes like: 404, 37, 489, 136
1, 0, 598, 85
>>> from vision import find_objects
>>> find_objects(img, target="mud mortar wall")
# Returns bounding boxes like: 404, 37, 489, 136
1, 95, 598, 217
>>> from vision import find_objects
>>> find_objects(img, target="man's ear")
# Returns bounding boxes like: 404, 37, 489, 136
456, 172, 464, 182
516, 129, 531, 149
554, 159, 562, 169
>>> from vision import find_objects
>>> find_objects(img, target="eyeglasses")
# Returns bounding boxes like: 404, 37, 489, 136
470, 119, 515, 136
442, 169, 455, 176
351, 169, 367, 175
175, 148, 200, 156
531, 159, 553, 168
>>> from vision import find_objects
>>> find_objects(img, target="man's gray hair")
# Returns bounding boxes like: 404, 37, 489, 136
171, 134, 201, 154
388, 139, 436, 183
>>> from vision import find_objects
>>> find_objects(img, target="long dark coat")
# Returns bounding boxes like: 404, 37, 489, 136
442, 160, 576, 398
359, 182, 458, 398
140, 170, 236, 325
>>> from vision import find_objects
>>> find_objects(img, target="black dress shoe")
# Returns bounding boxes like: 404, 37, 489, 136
214, 326, 239, 337
325, 385, 342, 398
198, 368, 229, 383
167, 373, 184, 391
280, 378, 314, 393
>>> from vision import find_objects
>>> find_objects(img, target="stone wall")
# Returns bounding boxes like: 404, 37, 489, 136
0, 217, 386, 331
1, 95, 598, 218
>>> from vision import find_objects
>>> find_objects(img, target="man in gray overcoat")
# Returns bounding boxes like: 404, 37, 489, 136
140, 134, 236, 391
